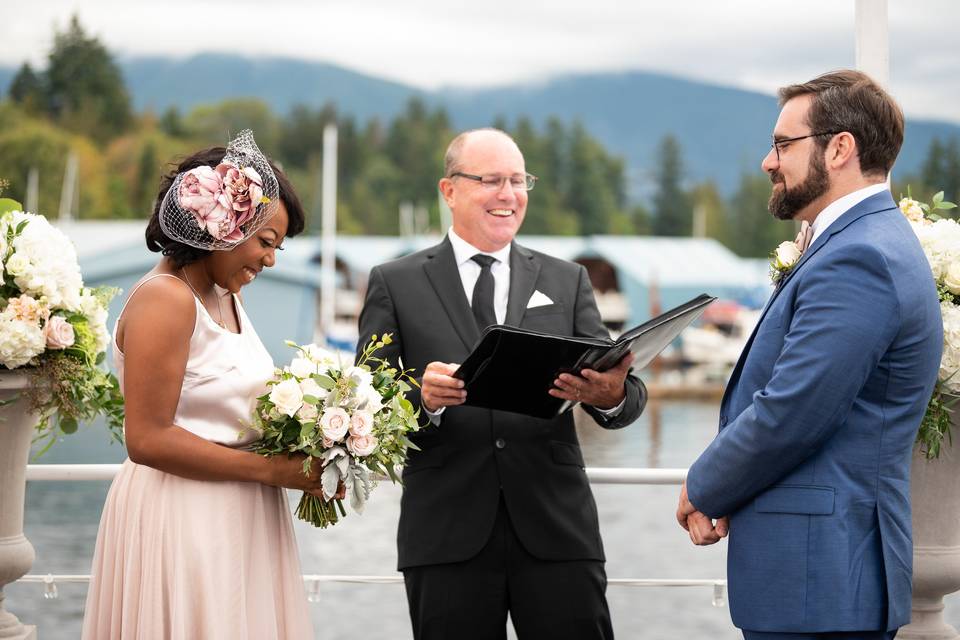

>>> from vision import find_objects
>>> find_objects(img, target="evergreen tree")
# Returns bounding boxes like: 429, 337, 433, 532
566, 121, 620, 235
651, 135, 691, 236
183, 98, 278, 151
45, 15, 133, 142
159, 107, 186, 138
724, 171, 791, 257
8, 63, 44, 113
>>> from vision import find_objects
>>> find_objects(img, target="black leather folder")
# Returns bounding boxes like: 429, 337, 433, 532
453, 293, 716, 419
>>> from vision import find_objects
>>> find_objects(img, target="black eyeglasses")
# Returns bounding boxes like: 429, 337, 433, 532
449, 172, 538, 192
770, 131, 840, 162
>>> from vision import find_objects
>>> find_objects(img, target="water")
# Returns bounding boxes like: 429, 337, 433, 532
8, 400, 960, 639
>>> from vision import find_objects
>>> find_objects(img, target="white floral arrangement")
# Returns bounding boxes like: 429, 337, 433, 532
900, 190, 959, 458
252, 335, 421, 528
0, 191, 123, 453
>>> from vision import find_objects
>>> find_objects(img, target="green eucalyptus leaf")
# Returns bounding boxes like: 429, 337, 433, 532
0, 198, 22, 215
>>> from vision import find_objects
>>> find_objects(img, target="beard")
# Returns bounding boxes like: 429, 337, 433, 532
767, 152, 830, 220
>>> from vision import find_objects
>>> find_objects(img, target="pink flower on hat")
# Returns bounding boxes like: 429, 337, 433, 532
178, 167, 239, 241
216, 162, 264, 228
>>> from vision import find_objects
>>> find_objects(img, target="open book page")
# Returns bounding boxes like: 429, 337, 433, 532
454, 293, 716, 419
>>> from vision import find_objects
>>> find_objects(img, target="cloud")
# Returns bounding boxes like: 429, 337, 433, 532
3, 0, 958, 123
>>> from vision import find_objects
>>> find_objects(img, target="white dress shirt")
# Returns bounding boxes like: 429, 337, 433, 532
809, 182, 889, 245
426, 230, 623, 423
448, 228, 511, 324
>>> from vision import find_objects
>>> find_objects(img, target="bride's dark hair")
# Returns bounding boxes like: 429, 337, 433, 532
144, 147, 306, 268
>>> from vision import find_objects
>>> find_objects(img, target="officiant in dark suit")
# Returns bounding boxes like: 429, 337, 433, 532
356, 128, 646, 640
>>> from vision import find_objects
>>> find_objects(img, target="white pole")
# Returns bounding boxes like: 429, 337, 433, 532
855, 0, 891, 185
692, 203, 706, 238
438, 190, 452, 234
58, 153, 78, 222
25, 168, 38, 214
854, 0, 889, 87
320, 124, 338, 341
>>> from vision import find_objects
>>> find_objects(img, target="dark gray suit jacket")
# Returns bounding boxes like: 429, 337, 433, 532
356, 237, 646, 569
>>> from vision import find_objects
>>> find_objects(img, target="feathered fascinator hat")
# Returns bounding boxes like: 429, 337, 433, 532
159, 129, 279, 250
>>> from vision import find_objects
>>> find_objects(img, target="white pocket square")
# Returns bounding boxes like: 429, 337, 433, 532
526, 290, 554, 308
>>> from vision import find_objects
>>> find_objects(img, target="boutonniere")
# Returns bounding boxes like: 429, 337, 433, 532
769, 220, 812, 286
769, 240, 802, 285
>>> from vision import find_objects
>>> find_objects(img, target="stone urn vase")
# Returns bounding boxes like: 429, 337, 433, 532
899, 411, 960, 640
0, 372, 37, 640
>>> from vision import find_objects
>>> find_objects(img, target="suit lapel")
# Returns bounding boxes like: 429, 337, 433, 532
721, 191, 897, 417
423, 237, 480, 350
505, 242, 540, 327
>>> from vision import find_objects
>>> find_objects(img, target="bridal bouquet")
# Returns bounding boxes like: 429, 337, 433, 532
900, 190, 959, 458
252, 335, 421, 528
0, 193, 124, 454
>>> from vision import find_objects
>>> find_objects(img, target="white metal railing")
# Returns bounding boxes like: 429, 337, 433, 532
20, 464, 726, 607
25, 464, 688, 484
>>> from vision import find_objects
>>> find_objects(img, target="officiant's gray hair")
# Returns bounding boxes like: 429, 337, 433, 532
444, 128, 520, 177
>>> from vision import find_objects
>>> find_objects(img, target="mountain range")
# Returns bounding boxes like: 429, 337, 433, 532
2, 53, 958, 198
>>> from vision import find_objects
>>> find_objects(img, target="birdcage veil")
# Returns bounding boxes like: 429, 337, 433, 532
158, 130, 280, 251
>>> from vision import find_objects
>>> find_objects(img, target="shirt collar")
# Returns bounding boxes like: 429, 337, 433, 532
809, 182, 889, 244
448, 228, 511, 267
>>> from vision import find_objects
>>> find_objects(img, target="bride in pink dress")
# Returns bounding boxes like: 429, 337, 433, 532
82, 132, 335, 639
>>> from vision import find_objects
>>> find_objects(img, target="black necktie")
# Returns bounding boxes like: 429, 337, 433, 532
471, 254, 498, 331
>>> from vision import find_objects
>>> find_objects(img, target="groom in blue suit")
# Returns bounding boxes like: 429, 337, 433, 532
677, 70, 943, 639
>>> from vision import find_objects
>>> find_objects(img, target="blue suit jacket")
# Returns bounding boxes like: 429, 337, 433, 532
687, 191, 943, 633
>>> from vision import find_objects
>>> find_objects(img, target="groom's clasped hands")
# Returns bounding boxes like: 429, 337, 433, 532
676, 481, 728, 546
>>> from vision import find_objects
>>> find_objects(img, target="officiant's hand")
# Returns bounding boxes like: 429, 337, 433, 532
421, 361, 467, 412
549, 352, 635, 409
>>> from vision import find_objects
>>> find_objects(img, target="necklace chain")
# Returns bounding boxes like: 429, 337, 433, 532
181, 268, 226, 329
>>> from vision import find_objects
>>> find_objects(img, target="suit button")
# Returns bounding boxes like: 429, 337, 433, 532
495, 438, 506, 449
719, 416, 728, 427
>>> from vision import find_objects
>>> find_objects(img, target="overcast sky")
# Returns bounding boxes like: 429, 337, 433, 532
4, 1, 958, 123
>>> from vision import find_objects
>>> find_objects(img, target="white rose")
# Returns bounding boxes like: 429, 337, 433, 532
45, 316, 75, 349
289, 357, 318, 379
774, 241, 802, 269
5, 253, 29, 277
300, 377, 328, 402
343, 365, 373, 388
303, 343, 337, 368
320, 407, 350, 441
349, 410, 374, 437
357, 384, 384, 413
269, 378, 304, 417
346, 434, 378, 457
899, 197, 925, 223
944, 262, 960, 295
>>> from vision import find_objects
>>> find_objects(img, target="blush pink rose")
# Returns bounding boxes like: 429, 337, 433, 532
216, 162, 264, 228
349, 410, 374, 437
320, 407, 350, 441
178, 167, 239, 241
178, 166, 222, 216
45, 316, 75, 349
347, 434, 378, 457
